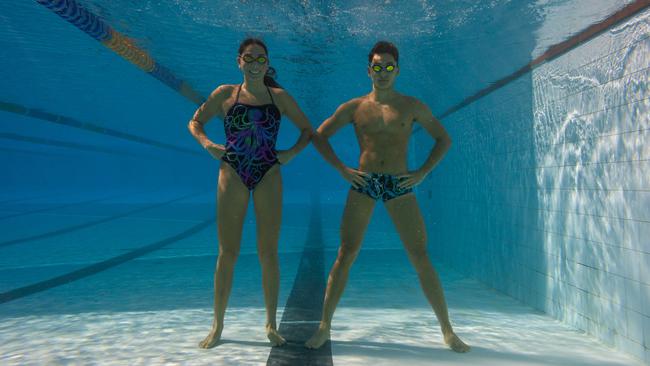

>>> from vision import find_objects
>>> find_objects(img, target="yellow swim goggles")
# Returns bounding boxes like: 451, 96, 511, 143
241, 54, 268, 64
370, 63, 396, 73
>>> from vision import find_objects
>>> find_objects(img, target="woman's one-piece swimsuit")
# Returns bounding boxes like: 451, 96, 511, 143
222, 84, 281, 191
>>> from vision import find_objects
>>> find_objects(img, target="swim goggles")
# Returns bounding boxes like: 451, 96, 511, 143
241, 54, 268, 64
370, 63, 396, 73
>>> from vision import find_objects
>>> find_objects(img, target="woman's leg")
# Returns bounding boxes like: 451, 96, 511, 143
252, 164, 286, 346
200, 163, 250, 349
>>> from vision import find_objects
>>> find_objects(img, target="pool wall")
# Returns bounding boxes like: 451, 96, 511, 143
414, 8, 650, 362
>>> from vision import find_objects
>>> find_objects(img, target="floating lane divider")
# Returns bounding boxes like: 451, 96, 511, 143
437, 0, 650, 120
35, 0, 205, 106
412, 0, 650, 135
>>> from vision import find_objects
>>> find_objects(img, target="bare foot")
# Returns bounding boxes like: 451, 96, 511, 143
266, 326, 286, 346
444, 331, 470, 353
199, 325, 223, 349
305, 324, 330, 349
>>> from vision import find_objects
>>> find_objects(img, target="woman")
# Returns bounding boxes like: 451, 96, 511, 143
188, 38, 312, 348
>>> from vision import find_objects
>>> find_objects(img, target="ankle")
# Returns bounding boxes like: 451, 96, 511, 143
319, 321, 331, 331
441, 324, 454, 336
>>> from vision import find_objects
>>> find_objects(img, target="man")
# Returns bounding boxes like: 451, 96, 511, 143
306, 41, 470, 353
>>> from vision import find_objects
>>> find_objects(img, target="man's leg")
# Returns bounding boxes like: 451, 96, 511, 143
305, 190, 375, 349
385, 194, 470, 353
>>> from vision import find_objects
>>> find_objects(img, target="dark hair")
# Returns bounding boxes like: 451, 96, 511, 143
368, 41, 399, 64
238, 38, 282, 89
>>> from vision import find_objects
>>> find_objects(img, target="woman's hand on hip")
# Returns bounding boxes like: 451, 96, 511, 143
205, 143, 225, 160
276, 149, 295, 165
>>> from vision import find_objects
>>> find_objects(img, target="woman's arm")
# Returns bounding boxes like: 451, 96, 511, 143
187, 85, 231, 159
275, 89, 314, 164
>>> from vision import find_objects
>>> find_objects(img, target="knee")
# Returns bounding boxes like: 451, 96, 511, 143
218, 247, 240, 263
336, 245, 360, 267
406, 243, 430, 265
258, 250, 279, 265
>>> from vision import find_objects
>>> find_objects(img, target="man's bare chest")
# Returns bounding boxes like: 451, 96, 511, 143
353, 103, 412, 133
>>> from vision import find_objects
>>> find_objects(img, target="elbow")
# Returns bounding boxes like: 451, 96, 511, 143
445, 136, 452, 150
311, 131, 331, 152
188, 119, 204, 133
296, 128, 313, 148
437, 135, 452, 149
312, 130, 326, 144
442, 131, 452, 146
302, 127, 314, 141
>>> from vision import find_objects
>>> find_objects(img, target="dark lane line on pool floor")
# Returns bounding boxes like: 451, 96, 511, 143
0, 190, 148, 221
0, 217, 214, 304
0, 193, 59, 206
267, 192, 333, 366
0, 190, 210, 248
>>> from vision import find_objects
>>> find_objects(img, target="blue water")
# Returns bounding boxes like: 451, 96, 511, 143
1, 1, 648, 365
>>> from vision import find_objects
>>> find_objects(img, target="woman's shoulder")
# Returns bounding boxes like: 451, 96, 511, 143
268, 87, 293, 107
268, 86, 287, 97
202, 84, 236, 104
213, 84, 237, 96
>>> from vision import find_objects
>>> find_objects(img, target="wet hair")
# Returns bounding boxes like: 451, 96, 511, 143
368, 41, 399, 65
238, 38, 282, 89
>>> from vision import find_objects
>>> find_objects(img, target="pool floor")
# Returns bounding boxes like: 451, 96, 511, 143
0, 190, 642, 365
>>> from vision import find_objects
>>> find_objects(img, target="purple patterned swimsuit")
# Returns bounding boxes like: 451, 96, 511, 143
222, 84, 281, 190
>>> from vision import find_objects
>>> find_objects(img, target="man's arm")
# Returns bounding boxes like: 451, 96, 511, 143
412, 99, 452, 176
312, 99, 369, 187
398, 98, 451, 189
312, 99, 357, 172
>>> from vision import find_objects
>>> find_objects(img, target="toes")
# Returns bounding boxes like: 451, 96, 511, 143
450, 339, 470, 353
305, 340, 321, 349
267, 332, 286, 347
199, 336, 219, 349
271, 339, 286, 347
